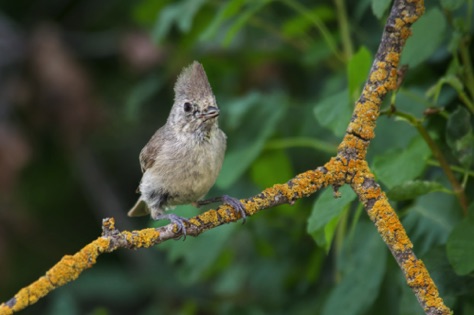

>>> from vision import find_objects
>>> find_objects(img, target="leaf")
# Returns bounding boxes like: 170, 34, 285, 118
401, 8, 447, 68
124, 74, 164, 122
372, 136, 431, 189
223, 0, 270, 47
307, 185, 356, 252
446, 107, 474, 169
386, 180, 448, 201
314, 89, 353, 138
447, 204, 474, 275
151, 0, 207, 43
403, 193, 461, 256
426, 74, 464, 104
199, 0, 246, 42
347, 46, 372, 103
250, 150, 293, 189
282, 5, 335, 38
440, 0, 465, 10
160, 206, 239, 284
322, 220, 387, 315
371, 0, 392, 19
216, 91, 286, 189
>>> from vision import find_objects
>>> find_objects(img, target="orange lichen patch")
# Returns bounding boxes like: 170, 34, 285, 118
199, 209, 222, 224
386, 51, 400, 65
370, 67, 389, 82
394, 18, 406, 29
401, 255, 449, 313
0, 305, 13, 315
400, 28, 412, 40
103, 217, 116, 231
123, 228, 160, 248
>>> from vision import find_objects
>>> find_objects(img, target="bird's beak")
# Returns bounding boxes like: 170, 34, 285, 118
201, 106, 219, 119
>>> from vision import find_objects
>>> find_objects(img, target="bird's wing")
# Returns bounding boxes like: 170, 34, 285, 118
139, 126, 166, 173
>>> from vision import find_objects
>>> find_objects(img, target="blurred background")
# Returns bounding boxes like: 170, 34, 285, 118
0, 0, 473, 314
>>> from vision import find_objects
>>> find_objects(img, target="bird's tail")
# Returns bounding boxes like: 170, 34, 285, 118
127, 199, 150, 217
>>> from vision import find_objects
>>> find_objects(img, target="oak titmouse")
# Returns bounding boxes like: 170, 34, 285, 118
128, 61, 245, 235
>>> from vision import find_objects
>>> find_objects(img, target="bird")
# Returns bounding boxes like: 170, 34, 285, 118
128, 61, 246, 236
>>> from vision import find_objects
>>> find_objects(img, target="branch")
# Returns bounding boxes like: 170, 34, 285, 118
0, 1, 452, 315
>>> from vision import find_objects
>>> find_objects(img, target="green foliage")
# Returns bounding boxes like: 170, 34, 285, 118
307, 185, 356, 252
372, 136, 431, 189
347, 46, 372, 102
447, 205, 474, 275
2, 0, 474, 314
401, 8, 447, 67
387, 180, 449, 201
322, 220, 388, 315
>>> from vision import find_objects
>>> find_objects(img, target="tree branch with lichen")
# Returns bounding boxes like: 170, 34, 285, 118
0, 1, 453, 315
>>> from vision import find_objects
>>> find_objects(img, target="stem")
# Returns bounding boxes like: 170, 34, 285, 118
459, 36, 474, 107
390, 111, 468, 213
279, 0, 345, 62
427, 159, 474, 178
333, 0, 353, 59
265, 137, 338, 154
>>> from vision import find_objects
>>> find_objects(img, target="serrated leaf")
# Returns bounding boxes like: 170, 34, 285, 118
386, 180, 448, 201
401, 8, 447, 68
322, 221, 387, 315
347, 46, 372, 102
371, 0, 392, 19
403, 193, 461, 256
372, 136, 431, 189
307, 185, 356, 252
314, 89, 353, 137
217, 91, 286, 189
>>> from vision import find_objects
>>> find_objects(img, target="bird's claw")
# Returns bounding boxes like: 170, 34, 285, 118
221, 195, 247, 224
155, 213, 191, 239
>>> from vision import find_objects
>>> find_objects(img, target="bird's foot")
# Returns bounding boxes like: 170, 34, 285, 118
196, 195, 247, 223
154, 213, 191, 239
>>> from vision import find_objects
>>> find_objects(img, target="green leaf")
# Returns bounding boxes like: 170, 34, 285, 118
401, 8, 447, 68
440, 0, 465, 10
282, 6, 334, 38
314, 89, 353, 138
446, 107, 474, 169
426, 74, 464, 104
223, 0, 270, 47
372, 136, 431, 189
124, 74, 163, 122
151, 0, 207, 43
347, 46, 372, 103
447, 204, 474, 275
403, 193, 461, 256
307, 185, 356, 252
250, 150, 293, 189
217, 91, 286, 189
371, 0, 392, 19
199, 0, 246, 42
160, 206, 238, 283
386, 180, 448, 201
322, 220, 387, 315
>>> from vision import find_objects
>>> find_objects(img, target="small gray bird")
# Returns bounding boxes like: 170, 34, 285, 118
128, 61, 245, 235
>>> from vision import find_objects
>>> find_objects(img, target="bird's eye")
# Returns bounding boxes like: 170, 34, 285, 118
183, 102, 192, 112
